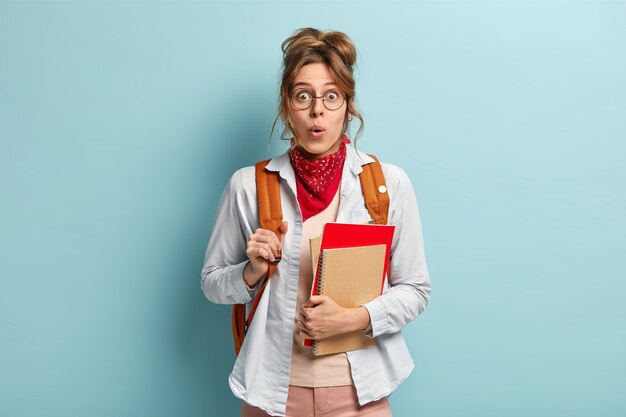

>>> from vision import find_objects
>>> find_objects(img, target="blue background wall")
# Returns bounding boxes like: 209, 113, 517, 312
1, 1, 624, 416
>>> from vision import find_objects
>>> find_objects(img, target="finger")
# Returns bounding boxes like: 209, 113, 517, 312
253, 228, 276, 237
250, 246, 271, 262
248, 234, 278, 253
248, 242, 276, 262
296, 319, 307, 331
299, 327, 314, 340
246, 243, 269, 259
254, 228, 281, 244
299, 308, 309, 322
251, 233, 279, 254
305, 295, 325, 307
269, 232, 282, 252
251, 231, 281, 257
248, 229, 271, 243
278, 221, 288, 249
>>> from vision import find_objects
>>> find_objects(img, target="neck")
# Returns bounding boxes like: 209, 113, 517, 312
292, 137, 344, 162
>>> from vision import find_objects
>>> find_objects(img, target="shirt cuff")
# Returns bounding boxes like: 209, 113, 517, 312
230, 261, 253, 304
361, 297, 389, 338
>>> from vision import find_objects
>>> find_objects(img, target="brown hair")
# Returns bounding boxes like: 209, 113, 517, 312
270, 27, 364, 145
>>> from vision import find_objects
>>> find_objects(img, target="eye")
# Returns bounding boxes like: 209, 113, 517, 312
294, 90, 312, 102
324, 90, 341, 102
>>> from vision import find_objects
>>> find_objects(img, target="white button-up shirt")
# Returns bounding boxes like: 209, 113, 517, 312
201, 145, 431, 417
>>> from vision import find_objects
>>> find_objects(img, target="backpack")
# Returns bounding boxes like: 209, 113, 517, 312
231, 154, 390, 356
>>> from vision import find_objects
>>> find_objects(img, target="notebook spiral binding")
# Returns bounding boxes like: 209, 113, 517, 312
312, 251, 327, 355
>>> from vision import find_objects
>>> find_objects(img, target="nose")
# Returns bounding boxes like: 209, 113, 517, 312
309, 96, 324, 117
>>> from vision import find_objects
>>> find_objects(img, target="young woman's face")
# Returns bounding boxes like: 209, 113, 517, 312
288, 63, 349, 161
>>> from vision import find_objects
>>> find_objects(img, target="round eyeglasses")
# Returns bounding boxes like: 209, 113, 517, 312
290, 89, 346, 111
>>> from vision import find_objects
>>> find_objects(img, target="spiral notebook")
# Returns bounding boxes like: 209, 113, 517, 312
309, 244, 387, 356
311, 223, 395, 298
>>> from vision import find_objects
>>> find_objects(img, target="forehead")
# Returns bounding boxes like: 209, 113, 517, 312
293, 63, 337, 88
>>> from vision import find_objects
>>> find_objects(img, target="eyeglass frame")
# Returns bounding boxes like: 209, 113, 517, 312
288, 88, 348, 111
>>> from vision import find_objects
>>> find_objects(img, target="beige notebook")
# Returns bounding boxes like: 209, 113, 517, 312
310, 236, 321, 277
311, 244, 387, 356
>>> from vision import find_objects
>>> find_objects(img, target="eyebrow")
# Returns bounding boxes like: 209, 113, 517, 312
292, 81, 337, 88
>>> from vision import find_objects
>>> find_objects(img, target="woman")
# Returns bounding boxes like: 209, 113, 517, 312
201, 27, 431, 417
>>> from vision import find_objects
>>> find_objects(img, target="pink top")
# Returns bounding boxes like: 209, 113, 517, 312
288, 188, 354, 387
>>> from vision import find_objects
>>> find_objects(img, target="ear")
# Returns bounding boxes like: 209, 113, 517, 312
342, 112, 352, 133
345, 106, 353, 122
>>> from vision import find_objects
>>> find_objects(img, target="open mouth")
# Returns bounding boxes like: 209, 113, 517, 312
309, 126, 325, 135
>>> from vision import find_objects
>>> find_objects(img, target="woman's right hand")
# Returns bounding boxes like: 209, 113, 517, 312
243, 221, 288, 287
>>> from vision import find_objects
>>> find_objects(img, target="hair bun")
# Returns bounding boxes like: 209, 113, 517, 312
320, 32, 357, 68
281, 28, 357, 70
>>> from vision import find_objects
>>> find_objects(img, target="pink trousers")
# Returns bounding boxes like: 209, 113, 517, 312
240, 385, 392, 417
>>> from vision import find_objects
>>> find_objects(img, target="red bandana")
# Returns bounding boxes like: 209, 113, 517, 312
289, 135, 351, 222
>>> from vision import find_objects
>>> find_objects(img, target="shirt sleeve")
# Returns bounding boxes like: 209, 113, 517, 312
200, 168, 258, 305
361, 164, 431, 338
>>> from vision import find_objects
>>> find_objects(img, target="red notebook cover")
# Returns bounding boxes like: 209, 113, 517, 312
303, 222, 395, 347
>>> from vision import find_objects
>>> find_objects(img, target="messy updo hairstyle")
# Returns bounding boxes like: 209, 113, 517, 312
270, 27, 364, 145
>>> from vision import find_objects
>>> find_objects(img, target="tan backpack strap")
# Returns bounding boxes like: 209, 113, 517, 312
232, 160, 283, 356
255, 160, 284, 236
359, 154, 390, 225
232, 304, 245, 355
248, 161, 282, 330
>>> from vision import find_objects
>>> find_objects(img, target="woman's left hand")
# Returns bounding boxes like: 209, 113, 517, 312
295, 295, 369, 341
